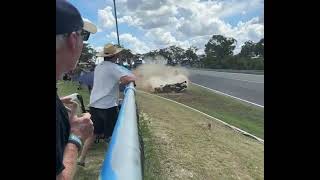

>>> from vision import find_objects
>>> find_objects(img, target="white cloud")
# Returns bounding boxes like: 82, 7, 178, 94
146, 28, 177, 45
83, 18, 92, 23
116, 0, 262, 30
94, 0, 263, 54
178, 18, 233, 37
231, 17, 264, 54
119, 33, 150, 54
146, 28, 190, 49
258, 12, 264, 25
106, 31, 118, 39
116, 0, 177, 29
98, 6, 115, 29
118, 15, 142, 26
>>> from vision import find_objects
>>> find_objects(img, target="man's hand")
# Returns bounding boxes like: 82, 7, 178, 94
60, 96, 79, 118
69, 113, 94, 142
120, 75, 137, 85
60, 96, 73, 104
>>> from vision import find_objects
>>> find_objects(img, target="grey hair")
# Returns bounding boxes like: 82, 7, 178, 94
56, 30, 83, 50
56, 35, 66, 50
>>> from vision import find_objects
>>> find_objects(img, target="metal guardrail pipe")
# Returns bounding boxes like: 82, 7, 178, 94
99, 82, 142, 180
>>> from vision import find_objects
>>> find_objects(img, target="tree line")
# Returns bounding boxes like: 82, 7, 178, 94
78, 34, 264, 72
145, 35, 264, 70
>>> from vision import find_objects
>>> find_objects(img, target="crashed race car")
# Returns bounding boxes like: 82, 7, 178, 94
154, 81, 188, 93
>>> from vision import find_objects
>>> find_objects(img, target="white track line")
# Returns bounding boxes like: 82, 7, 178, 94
191, 82, 264, 108
137, 90, 264, 144
194, 73, 264, 84
222, 77, 263, 84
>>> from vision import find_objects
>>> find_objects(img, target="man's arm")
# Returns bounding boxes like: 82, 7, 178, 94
56, 101, 93, 180
56, 144, 79, 180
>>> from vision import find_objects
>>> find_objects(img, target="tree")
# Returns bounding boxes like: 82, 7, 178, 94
239, 40, 256, 58
153, 45, 186, 65
204, 35, 237, 68
168, 45, 186, 65
158, 48, 172, 62
239, 38, 264, 59
184, 46, 198, 66
205, 35, 237, 59
73, 43, 97, 75
144, 50, 158, 58
79, 43, 97, 65
118, 48, 134, 67
254, 38, 264, 58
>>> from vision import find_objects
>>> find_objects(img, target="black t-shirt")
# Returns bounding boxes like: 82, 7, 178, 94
56, 92, 70, 175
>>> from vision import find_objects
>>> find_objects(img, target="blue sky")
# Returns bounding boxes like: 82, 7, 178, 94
69, 0, 264, 54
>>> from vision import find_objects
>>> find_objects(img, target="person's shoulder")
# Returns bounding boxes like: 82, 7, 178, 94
109, 63, 123, 71
96, 61, 110, 70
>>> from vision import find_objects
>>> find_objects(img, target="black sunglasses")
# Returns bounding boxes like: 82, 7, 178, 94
63, 29, 90, 41
80, 30, 90, 41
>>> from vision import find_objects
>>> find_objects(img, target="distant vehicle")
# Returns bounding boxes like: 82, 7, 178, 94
154, 81, 187, 93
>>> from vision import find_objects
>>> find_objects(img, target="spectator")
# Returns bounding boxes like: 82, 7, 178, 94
77, 70, 94, 93
77, 43, 136, 166
56, 1, 97, 179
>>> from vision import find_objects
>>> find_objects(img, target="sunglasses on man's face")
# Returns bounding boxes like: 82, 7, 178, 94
64, 30, 90, 41
80, 30, 90, 41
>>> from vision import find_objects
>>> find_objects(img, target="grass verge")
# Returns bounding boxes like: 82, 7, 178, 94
136, 92, 264, 179
152, 84, 264, 139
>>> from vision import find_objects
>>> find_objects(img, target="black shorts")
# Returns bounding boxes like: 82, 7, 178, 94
89, 106, 119, 137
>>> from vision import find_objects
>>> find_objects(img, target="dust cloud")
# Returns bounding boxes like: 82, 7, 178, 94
133, 57, 189, 92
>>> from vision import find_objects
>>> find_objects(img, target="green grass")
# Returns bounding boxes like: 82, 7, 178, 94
154, 84, 264, 139
73, 142, 108, 180
139, 112, 164, 180
136, 92, 264, 179
57, 80, 263, 179
57, 81, 91, 106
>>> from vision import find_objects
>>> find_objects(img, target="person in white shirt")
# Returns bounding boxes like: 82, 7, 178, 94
78, 44, 136, 166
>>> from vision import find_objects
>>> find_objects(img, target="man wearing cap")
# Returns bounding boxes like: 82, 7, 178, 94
56, 0, 97, 179
77, 44, 136, 166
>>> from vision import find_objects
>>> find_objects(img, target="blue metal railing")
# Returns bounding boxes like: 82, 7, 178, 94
99, 82, 142, 180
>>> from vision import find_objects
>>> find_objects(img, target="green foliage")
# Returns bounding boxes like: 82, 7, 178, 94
117, 35, 264, 70
239, 40, 256, 57
205, 35, 237, 60
71, 43, 97, 76
202, 36, 263, 70
255, 38, 264, 58
184, 46, 198, 66
79, 43, 97, 65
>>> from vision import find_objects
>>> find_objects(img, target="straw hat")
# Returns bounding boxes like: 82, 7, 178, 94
83, 20, 97, 34
96, 43, 123, 57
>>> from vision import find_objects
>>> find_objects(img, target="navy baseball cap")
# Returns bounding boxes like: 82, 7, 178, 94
56, 0, 97, 35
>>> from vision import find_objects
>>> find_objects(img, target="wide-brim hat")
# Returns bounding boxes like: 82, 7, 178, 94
83, 20, 97, 34
97, 43, 123, 57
